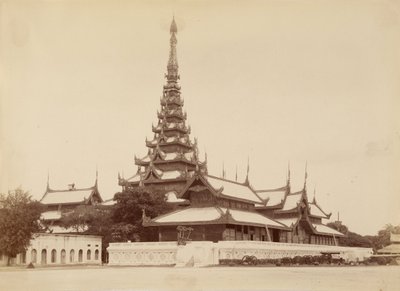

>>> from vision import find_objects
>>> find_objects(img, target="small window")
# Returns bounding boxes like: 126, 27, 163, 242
60, 249, 66, 264
87, 250, 91, 260
70, 249, 75, 263
20, 252, 26, 264
95, 250, 99, 260
78, 250, 83, 262
31, 249, 37, 264
51, 249, 57, 263
41, 249, 47, 265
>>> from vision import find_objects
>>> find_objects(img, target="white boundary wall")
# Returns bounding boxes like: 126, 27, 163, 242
107, 241, 373, 267
0, 233, 102, 266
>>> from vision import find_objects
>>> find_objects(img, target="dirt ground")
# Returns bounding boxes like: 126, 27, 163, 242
0, 265, 399, 291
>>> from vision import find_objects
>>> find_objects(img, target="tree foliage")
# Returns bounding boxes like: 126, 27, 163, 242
327, 222, 372, 248
366, 223, 400, 251
59, 187, 173, 262
60, 205, 98, 233
112, 187, 173, 241
0, 189, 43, 265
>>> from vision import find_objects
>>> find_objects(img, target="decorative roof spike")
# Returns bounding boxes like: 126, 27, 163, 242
235, 165, 238, 182
95, 166, 98, 187
170, 16, 178, 33
222, 161, 226, 179
245, 156, 250, 185
303, 161, 308, 191
287, 161, 291, 185
46, 170, 50, 191
167, 17, 179, 82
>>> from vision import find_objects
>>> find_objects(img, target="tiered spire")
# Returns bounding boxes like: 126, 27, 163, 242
132, 17, 207, 181
167, 16, 179, 83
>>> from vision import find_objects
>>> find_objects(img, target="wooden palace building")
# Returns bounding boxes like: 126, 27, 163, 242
40, 173, 103, 233
121, 18, 344, 246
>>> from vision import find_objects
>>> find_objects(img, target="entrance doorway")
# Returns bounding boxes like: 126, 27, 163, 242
41, 249, 47, 265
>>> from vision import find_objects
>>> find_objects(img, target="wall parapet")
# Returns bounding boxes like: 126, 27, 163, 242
107, 241, 373, 267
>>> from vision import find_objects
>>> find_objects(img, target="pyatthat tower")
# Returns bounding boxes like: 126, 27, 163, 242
119, 18, 207, 196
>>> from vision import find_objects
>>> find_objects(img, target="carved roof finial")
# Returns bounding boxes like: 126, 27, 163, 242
95, 166, 98, 188
303, 161, 308, 192
170, 16, 178, 34
167, 16, 179, 82
245, 156, 250, 185
46, 169, 50, 191
235, 165, 238, 182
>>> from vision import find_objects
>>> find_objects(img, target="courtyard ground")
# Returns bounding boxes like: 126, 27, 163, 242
0, 265, 399, 291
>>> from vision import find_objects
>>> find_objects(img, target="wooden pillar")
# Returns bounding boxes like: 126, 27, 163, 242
158, 227, 162, 242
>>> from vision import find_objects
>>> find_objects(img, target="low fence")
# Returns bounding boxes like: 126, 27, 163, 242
107, 241, 373, 267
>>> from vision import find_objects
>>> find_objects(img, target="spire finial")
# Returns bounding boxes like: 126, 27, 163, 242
170, 16, 178, 34
235, 165, 238, 182
245, 156, 250, 184
287, 161, 291, 184
303, 161, 308, 191
222, 161, 226, 179
95, 166, 98, 187
167, 16, 179, 82
46, 170, 50, 191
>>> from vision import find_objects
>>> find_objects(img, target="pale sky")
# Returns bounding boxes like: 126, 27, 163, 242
1, 0, 399, 236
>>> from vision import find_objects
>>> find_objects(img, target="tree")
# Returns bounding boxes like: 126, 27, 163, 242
327, 222, 372, 248
59, 187, 172, 262
367, 224, 400, 251
112, 187, 173, 241
60, 205, 99, 233
0, 189, 43, 265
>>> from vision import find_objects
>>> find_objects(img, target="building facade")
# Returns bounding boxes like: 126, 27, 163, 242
118, 17, 206, 197
119, 18, 343, 246
40, 174, 103, 233
0, 234, 102, 266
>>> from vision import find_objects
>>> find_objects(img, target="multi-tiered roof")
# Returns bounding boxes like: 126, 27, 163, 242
119, 18, 206, 194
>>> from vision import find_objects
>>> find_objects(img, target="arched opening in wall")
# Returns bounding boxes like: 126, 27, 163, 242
20, 252, 26, 264
41, 249, 47, 265
31, 249, 37, 264
70, 249, 75, 263
95, 250, 99, 260
60, 249, 66, 264
78, 250, 83, 263
51, 249, 57, 263
87, 250, 91, 261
